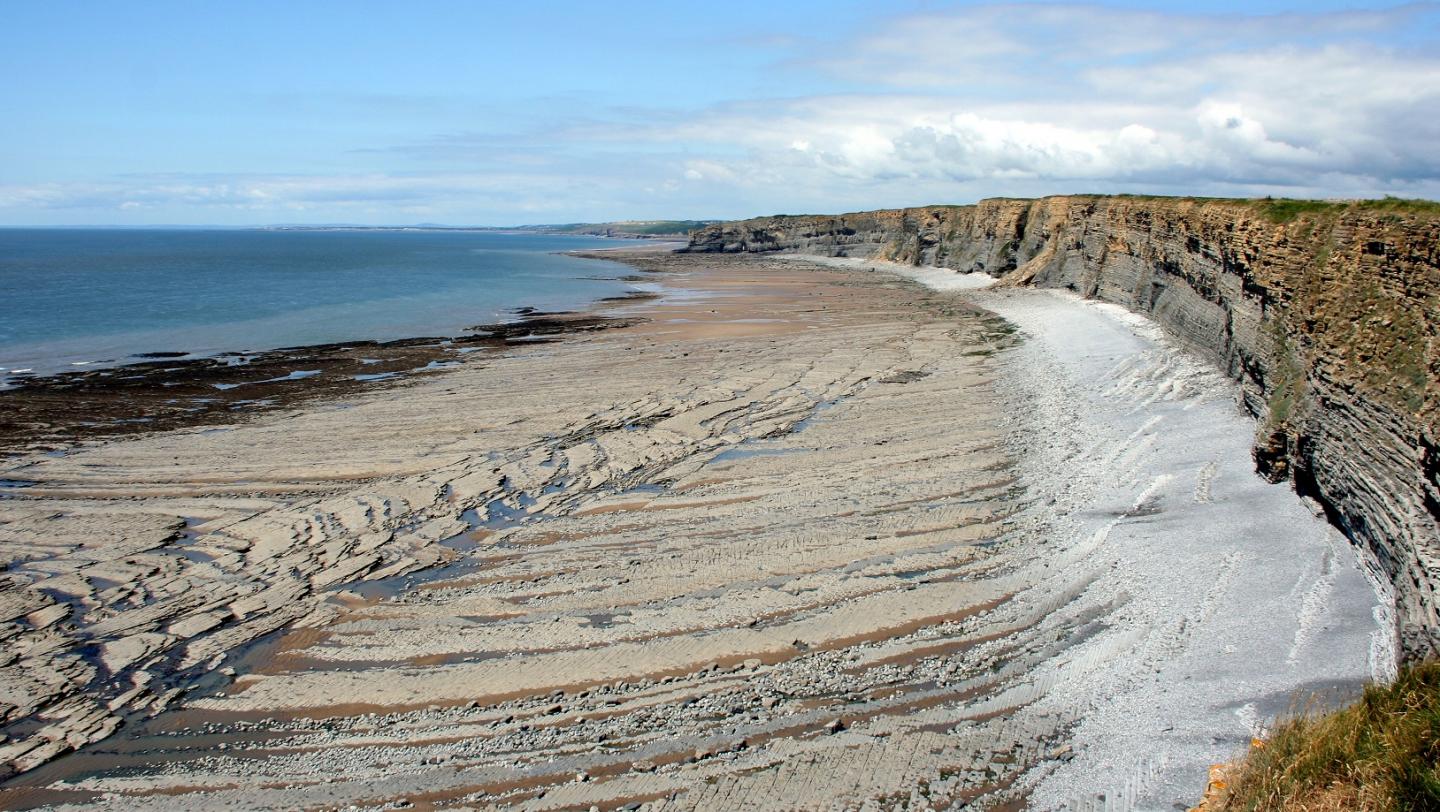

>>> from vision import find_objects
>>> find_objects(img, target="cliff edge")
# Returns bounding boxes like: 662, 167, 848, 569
687, 195, 1440, 660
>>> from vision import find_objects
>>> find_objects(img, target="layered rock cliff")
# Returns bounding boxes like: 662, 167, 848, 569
687, 195, 1440, 660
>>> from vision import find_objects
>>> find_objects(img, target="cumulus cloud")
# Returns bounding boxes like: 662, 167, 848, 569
642, 4, 1440, 203
6, 3, 1439, 221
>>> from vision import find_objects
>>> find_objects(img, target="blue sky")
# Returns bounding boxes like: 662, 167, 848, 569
4, 1, 1438, 225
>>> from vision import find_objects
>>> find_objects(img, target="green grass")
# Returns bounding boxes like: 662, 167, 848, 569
1076, 194, 1439, 224
1353, 196, 1440, 215
1212, 660, 1440, 811
1249, 196, 1440, 224
1109, 193, 1239, 203
1251, 199, 1343, 224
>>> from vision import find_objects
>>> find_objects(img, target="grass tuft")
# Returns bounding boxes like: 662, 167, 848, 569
1211, 660, 1440, 811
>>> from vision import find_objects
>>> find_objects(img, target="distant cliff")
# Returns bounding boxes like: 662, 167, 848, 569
526, 220, 719, 238
687, 195, 1440, 660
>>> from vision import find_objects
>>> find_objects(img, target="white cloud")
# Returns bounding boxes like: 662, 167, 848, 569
609, 4, 1440, 203
0, 173, 587, 218
5, 3, 1439, 222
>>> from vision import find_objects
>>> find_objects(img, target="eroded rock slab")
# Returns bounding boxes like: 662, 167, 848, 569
0, 253, 1389, 812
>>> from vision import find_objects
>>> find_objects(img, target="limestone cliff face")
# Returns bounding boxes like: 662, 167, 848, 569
688, 196, 1440, 659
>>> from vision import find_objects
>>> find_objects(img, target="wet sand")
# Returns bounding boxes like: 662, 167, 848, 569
0, 252, 1389, 810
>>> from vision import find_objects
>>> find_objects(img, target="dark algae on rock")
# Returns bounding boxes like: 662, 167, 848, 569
689, 194, 1440, 660
0, 310, 640, 457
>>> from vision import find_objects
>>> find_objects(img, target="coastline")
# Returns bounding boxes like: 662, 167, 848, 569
0, 250, 1390, 810
0, 236, 674, 457
0, 306, 645, 458
689, 196, 1440, 664
0, 242, 687, 458
0, 231, 644, 389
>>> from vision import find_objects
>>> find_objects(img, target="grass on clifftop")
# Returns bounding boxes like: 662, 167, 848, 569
1249, 196, 1440, 223
1211, 660, 1440, 811
1099, 194, 1440, 223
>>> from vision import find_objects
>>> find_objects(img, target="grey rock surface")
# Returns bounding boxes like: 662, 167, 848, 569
689, 196, 1440, 661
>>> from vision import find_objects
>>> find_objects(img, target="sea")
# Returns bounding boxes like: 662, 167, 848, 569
0, 229, 644, 384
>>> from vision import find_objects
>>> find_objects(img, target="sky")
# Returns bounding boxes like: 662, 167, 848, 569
3, 0, 1439, 225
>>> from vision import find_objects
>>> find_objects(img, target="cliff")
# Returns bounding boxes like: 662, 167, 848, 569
687, 195, 1440, 660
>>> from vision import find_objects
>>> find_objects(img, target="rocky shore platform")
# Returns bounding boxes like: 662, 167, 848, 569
0, 251, 1391, 810
0, 308, 645, 456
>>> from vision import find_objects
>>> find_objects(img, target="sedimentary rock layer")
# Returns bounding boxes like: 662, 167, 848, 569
0, 254, 1385, 811
687, 196, 1440, 659
0, 258, 1051, 806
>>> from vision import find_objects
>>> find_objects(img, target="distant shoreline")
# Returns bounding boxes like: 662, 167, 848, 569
0, 230, 641, 385
0, 235, 669, 455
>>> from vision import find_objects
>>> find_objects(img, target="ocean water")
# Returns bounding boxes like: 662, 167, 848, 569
0, 229, 641, 381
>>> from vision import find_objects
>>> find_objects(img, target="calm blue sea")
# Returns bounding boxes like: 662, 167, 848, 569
0, 229, 642, 381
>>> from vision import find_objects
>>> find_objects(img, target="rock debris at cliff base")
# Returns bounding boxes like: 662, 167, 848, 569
0, 252, 1389, 811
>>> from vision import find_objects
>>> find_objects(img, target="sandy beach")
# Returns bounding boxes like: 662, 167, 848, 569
0, 251, 1390, 811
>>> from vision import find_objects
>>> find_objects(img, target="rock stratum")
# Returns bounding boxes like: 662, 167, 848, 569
687, 195, 1440, 660
0, 250, 1391, 808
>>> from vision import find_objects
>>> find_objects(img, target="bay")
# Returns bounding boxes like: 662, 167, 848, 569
0, 229, 640, 381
